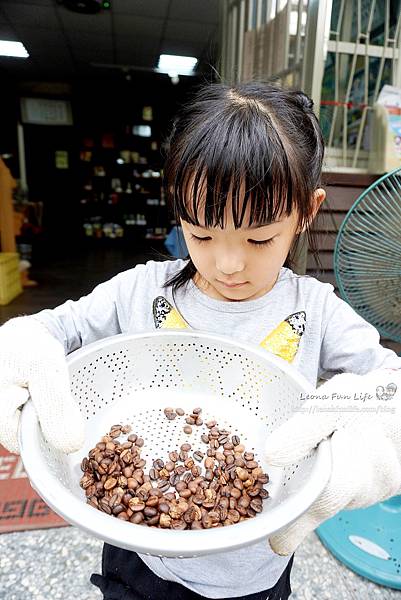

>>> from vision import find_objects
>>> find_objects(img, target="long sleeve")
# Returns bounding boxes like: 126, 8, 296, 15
319, 290, 401, 378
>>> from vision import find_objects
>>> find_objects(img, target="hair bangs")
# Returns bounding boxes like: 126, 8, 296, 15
166, 107, 298, 230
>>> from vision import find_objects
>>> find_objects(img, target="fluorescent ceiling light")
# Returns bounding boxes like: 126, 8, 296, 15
0, 41, 29, 58
157, 54, 198, 77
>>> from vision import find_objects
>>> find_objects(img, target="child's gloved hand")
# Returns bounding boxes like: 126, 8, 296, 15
264, 369, 401, 556
0, 317, 85, 455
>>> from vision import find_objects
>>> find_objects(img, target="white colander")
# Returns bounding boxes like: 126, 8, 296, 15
19, 329, 331, 557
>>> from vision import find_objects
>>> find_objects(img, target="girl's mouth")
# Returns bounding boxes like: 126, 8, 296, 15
217, 280, 247, 288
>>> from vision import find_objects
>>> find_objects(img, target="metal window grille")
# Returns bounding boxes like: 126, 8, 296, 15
220, 0, 401, 173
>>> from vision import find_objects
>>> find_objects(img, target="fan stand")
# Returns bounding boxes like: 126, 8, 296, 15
316, 496, 401, 589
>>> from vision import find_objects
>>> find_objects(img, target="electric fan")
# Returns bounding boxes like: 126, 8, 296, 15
316, 165, 401, 589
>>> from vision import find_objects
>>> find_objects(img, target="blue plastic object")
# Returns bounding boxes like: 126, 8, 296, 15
319, 166, 401, 589
164, 226, 188, 259
317, 496, 401, 589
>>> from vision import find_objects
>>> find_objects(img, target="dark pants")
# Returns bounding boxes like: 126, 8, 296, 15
90, 543, 294, 600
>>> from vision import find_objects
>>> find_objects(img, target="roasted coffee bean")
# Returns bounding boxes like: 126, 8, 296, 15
183, 425, 192, 434
192, 407, 202, 414
122, 466, 133, 478
149, 469, 158, 481
104, 477, 117, 491
165, 461, 175, 472
164, 407, 174, 415
180, 443, 191, 452
169, 451, 179, 462
99, 500, 112, 515
258, 473, 269, 484
145, 496, 160, 509
166, 412, 177, 420
112, 504, 125, 515
233, 478, 244, 490
171, 519, 187, 530
205, 469, 213, 481
179, 450, 188, 461
175, 465, 186, 476
146, 514, 160, 526
250, 498, 263, 513
246, 460, 259, 469
169, 473, 180, 486
185, 417, 195, 425
158, 502, 170, 514
206, 420, 217, 428
195, 417, 203, 426
136, 438, 144, 448
130, 512, 144, 524
192, 494, 204, 505
144, 506, 158, 518
191, 465, 201, 477
230, 487, 241, 499
158, 481, 170, 494
187, 481, 198, 494
128, 498, 146, 512
201, 434, 210, 444
228, 509, 240, 523
159, 513, 172, 528
127, 434, 137, 443
175, 481, 187, 492
231, 435, 240, 446
176, 408, 185, 416
80, 474, 94, 489
193, 451, 204, 462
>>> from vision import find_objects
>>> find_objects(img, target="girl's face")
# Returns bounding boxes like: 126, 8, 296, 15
180, 189, 325, 302
180, 207, 300, 302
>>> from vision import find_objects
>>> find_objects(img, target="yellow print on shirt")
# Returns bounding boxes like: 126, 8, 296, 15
152, 296, 306, 363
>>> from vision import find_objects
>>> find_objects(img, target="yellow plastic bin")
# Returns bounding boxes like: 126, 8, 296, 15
0, 253, 23, 305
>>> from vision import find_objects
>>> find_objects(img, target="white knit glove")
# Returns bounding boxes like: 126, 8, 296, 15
265, 369, 401, 556
0, 317, 85, 454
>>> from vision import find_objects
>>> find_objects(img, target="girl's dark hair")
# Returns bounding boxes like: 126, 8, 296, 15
162, 81, 325, 292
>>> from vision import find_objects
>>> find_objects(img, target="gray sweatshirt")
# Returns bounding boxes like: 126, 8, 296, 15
34, 258, 401, 598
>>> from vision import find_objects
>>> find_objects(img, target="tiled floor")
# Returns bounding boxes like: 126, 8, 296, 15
0, 244, 400, 599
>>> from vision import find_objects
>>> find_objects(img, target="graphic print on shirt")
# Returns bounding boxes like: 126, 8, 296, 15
152, 296, 306, 363
153, 296, 188, 329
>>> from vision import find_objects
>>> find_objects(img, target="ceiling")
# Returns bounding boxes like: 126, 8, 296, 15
0, 0, 220, 81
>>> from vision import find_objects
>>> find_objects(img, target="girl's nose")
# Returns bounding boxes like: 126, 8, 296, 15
216, 252, 245, 275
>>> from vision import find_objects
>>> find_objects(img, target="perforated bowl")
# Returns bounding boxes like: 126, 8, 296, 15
19, 329, 331, 557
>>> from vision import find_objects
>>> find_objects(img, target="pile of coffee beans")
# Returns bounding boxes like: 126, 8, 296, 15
80, 408, 269, 529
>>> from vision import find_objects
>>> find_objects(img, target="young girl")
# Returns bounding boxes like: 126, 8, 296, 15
1, 82, 400, 600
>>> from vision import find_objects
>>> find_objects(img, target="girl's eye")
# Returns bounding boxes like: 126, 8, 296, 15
191, 234, 212, 243
248, 238, 275, 247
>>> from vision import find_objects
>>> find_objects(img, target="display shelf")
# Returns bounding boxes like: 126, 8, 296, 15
79, 109, 169, 242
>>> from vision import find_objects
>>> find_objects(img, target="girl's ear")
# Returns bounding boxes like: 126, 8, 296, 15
297, 188, 326, 234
